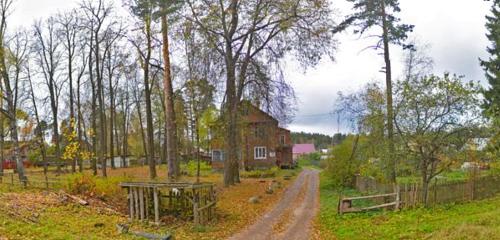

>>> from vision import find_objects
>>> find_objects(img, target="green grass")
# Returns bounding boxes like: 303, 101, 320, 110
396, 169, 499, 185
318, 172, 500, 240
0, 205, 143, 240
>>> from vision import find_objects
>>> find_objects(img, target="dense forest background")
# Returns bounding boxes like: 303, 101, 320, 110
291, 132, 346, 149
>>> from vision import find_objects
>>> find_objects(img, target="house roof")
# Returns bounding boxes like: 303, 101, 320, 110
292, 144, 316, 154
240, 100, 278, 124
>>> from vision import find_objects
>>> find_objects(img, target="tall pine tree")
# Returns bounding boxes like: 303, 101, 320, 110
480, 0, 500, 155
338, 0, 413, 184
481, 0, 500, 120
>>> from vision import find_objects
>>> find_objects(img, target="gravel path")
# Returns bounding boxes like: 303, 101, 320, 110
229, 169, 320, 240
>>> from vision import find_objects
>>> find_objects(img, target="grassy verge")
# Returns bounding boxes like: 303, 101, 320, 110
317, 172, 500, 240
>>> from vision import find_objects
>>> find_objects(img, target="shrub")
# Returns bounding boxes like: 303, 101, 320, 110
326, 136, 364, 188
319, 159, 328, 169
489, 161, 500, 175
63, 173, 131, 202
241, 167, 279, 178
298, 152, 323, 168
64, 173, 97, 196
181, 161, 212, 177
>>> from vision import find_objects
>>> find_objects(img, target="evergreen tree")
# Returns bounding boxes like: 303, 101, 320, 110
338, 0, 413, 184
481, 0, 500, 120
480, 0, 500, 156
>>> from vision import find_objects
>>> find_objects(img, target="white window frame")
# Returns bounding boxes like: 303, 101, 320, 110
254, 146, 267, 160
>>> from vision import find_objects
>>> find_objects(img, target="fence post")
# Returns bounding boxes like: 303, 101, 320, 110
338, 195, 343, 215
404, 183, 408, 208
128, 187, 134, 221
395, 185, 400, 210
434, 178, 438, 205
193, 201, 200, 226
153, 187, 159, 225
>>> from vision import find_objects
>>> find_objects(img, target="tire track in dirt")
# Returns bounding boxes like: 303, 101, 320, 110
229, 169, 320, 240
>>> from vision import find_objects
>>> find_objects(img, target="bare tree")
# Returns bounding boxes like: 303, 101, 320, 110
33, 17, 64, 172
0, 0, 28, 182
127, 0, 158, 179
75, 37, 88, 172
57, 10, 80, 172
187, 0, 337, 186
26, 64, 48, 176
81, 0, 116, 177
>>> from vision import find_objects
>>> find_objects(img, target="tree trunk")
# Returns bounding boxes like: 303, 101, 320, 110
108, 53, 115, 170
223, 61, 239, 186
196, 116, 201, 183
115, 111, 120, 168
422, 174, 429, 207
77, 70, 84, 172
28, 68, 48, 176
143, 19, 156, 179
11, 116, 24, 184
0, 95, 3, 182
135, 93, 148, 166
381, 2, 397, 184
89, 34, 98, 175
95, 32, 107, 177
122, 106, 129, 168
49, 85, 61, 173
161, 14, 179, 180
68, 47, 76, 173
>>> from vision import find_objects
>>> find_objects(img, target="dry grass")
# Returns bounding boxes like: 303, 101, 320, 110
0, 165, 298, 240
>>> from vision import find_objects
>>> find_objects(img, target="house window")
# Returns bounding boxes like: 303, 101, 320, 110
212, 150, 224, 161
254, 147, 267, 160
254, 125, 265, 138
280, 135, 286, 145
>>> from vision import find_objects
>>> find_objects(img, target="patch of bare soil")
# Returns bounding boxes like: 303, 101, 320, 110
0, 191, 64, 223
229, 169, 320, 240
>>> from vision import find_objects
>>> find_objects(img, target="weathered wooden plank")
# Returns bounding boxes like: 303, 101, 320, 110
134, 187, 139, 219
153, 187, 159, 224
197, 201, 216, 212
342, 202, 398, 213
139, 187, 145, 220
193, 202, 199, 225
145, 188, 149, 219
128, 187, 134, 220
342, 193, 397, 201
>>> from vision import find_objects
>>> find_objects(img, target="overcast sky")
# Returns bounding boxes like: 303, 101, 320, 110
10, 0, 493, 136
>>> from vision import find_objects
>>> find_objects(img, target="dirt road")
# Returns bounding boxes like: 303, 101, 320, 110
229, 169, 320, 240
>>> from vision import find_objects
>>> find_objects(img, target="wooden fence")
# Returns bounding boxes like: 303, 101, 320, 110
355, 174, 500, 208
0, 172, 63, 189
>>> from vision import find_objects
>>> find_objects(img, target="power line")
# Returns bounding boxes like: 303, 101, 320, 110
293, 112, 333, 119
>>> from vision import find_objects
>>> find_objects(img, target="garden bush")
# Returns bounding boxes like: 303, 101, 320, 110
181, 161, 212, 177
241, 167, 279, 178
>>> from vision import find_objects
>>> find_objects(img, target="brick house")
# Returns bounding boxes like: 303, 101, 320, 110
211, 101, 294, 170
